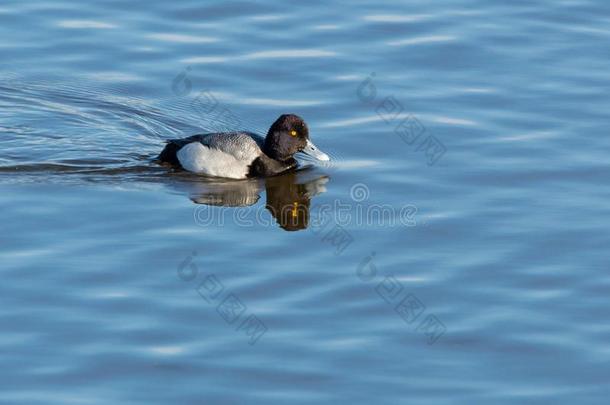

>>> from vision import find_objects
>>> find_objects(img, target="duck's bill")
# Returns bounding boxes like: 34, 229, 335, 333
301, 139, 330, 161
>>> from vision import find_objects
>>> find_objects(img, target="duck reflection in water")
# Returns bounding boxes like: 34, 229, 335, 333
169, 168, 329, 231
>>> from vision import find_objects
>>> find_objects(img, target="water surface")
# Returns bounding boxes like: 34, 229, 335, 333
2, 0, 610, 403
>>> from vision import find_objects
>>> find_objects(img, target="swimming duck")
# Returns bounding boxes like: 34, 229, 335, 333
158, 114, 329, 179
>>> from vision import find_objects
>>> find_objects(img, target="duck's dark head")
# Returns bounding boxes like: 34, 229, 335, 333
264, 114, 330, 162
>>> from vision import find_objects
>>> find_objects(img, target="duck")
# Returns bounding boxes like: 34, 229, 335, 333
157, 114, 329, 179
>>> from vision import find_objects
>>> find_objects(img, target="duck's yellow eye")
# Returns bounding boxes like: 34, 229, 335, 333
290, 130, 297, 137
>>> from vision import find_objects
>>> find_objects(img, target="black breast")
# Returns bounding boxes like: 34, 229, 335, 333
248, 156, 298, 177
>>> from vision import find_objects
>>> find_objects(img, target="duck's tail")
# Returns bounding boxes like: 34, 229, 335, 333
157, 140, 183, 167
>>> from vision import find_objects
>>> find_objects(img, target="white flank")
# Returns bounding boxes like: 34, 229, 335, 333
177, 142, 251, 179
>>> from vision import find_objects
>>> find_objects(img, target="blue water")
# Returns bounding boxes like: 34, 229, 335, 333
2, 0, 610, 403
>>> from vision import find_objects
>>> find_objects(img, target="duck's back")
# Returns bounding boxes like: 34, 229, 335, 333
202, 132, 264, 162
158, 131, 265, 179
